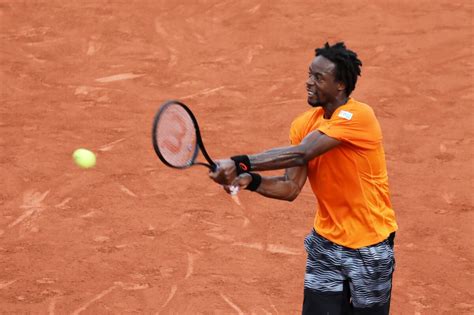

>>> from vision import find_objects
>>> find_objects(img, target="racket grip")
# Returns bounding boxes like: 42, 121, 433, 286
229, 185, 240, 196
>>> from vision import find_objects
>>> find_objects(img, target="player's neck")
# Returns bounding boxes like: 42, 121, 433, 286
323, 96, 348, 119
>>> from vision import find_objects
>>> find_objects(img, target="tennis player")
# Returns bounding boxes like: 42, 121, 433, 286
209, 42, 398, 314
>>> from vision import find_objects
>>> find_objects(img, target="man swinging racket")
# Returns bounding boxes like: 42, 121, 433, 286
209, 42, 398, 315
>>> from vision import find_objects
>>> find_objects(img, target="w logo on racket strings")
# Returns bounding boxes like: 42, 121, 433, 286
239, 162, 248, 171
162, 115, 186, 154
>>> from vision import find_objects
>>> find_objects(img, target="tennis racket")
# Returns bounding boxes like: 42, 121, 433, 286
152, 100, 217, 171
151, 100, 242, 204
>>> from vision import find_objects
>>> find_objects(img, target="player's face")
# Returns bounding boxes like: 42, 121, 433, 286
306, 56, 340, 107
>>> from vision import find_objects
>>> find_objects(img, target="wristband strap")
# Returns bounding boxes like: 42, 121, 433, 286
245, 172, 262, 191
230, 155, 251, 175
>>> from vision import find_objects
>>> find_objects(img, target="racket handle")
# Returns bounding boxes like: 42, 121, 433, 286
228, 185, 242, 206
229, 185, 240, 196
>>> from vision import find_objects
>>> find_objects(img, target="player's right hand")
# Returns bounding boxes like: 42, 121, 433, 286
208, 159, 237, 185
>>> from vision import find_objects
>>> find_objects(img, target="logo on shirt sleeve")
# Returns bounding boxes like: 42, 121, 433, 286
338, 110, 353, 120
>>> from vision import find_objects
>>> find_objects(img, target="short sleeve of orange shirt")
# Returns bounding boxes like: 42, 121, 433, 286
289, 98, 398, 249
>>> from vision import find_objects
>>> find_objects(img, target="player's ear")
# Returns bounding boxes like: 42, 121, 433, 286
337, 81, 345, 92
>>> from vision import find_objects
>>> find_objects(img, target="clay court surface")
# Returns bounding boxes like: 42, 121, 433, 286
1, 1, 473, 314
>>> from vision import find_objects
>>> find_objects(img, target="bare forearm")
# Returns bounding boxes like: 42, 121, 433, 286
255, 175, 301, 201
248, 131, 339, 172
249, 146, 307, 171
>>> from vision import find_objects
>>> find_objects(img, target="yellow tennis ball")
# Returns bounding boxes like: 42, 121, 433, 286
72, 148, 96, 169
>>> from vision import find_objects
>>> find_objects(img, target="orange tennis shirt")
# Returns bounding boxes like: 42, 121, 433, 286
289, 98, 398, 249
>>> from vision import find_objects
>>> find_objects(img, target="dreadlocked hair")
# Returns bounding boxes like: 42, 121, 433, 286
315, 42, 362, 96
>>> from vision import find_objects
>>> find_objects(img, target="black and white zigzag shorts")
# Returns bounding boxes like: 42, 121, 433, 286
304, 230, 395, 308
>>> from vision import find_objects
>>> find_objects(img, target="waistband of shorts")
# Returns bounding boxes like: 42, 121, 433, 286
312, 229, 396, 249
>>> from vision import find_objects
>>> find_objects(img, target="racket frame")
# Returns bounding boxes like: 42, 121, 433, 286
152, 100, 216, 171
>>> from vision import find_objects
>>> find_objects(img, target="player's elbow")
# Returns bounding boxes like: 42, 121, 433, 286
294, 145, 313, 165
293, 157, 307, 167
287, 152, 307, 167
284, 185, 301, 202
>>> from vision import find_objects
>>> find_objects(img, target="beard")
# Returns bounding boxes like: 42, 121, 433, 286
307, 95, 323, 107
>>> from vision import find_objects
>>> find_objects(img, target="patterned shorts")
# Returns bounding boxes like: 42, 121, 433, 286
304, 230, 395, 308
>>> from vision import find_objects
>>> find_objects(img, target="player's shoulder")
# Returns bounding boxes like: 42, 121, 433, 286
341, 98, 377, 120
291, 107, 322, 128
289, 107, 322, 145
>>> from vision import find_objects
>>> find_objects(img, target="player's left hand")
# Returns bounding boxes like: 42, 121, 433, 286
229, 173, 252, 191
209, 159, 236, 185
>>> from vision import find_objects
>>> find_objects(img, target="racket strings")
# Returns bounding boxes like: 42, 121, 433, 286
156, 105, 197, 167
